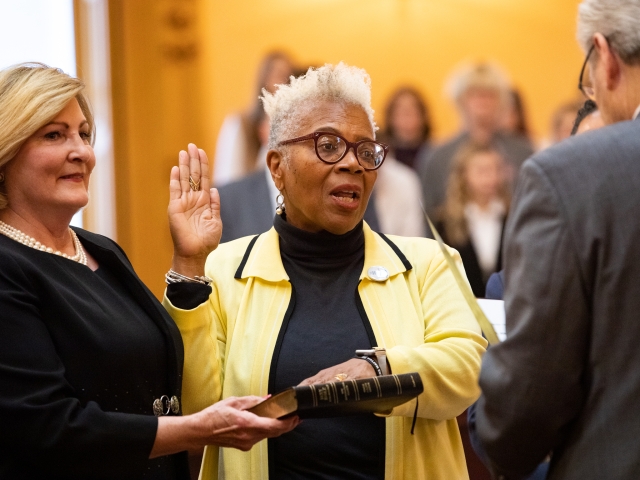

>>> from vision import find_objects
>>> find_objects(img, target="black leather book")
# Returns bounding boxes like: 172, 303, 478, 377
248, 372, 423, 419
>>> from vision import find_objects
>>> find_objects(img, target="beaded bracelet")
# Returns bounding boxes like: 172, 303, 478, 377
353, 355, 383, 376
165, 269, 213, 286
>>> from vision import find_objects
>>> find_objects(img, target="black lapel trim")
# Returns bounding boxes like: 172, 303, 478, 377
267, 283, 297, 479
355, 281, 378, 347
355, 281, 387, 476
376, 232, 413, 271
234, 235, 260, 279
267, 283, 296, 395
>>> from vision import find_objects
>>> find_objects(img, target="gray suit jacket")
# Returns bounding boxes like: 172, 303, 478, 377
476, 118, 640, 479
418, 131, 533, 217
218, 169, 380, 243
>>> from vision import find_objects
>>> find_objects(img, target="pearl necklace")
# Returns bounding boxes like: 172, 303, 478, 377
0, 220, 87, 266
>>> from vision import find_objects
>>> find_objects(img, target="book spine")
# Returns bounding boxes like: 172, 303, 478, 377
295, 373, 422, 409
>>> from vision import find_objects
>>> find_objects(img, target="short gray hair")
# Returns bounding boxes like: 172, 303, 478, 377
577, 0, 640, 63
261, 62, 377, 150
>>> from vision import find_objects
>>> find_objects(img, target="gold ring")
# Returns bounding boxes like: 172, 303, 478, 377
334, 373, 348, 381
189, 176, 200, 191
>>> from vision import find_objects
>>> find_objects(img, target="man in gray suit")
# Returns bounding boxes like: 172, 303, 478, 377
476, 1, 640, 479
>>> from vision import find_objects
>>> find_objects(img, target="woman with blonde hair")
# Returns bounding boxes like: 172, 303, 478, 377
0, 63, 296, 479
436, 142, 510, 298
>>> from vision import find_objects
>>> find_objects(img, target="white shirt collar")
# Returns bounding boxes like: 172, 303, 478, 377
633, 104, 640, 120
464, 200, 506, 278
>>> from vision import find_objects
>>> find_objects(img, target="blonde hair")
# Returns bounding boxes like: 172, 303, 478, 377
440, 142, 510, 245
447, 62, 511, 109
0, 63, 94, 209
261, 62, 377, 150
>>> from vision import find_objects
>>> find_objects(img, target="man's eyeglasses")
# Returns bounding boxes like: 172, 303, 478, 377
579, 44, 596, 100
278, 131, 388, 171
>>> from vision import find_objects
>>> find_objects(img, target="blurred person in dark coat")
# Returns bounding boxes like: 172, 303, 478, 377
476, 1, 640, 478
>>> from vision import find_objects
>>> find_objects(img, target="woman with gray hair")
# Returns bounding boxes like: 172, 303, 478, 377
0, 62, 297, 480
166, 62, 487, 479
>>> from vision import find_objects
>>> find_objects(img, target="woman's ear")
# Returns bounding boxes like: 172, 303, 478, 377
267, 149, 285, 191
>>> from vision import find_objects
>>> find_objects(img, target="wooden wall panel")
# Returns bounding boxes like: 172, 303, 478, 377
108, 0, 208, 297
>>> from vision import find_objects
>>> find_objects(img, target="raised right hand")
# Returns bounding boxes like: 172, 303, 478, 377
168, 143, 222, 277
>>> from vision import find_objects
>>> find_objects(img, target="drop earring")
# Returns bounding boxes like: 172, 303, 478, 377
275, 193, 285, 215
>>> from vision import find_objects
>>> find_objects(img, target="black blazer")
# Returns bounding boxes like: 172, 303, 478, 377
0, 228, 189, 480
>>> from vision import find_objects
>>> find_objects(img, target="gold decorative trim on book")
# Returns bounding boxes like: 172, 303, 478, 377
422, 206, 501, 345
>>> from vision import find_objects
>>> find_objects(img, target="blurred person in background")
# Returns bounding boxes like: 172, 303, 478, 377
419, 62, 533, 217
546, 98, 584, 145
435, 142, 510, 298
213, 51, 294, 186
501, 88, 534, 148
380, 86, 432, 171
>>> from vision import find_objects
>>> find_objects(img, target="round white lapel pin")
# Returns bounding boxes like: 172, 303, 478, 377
367, 266, 389, 282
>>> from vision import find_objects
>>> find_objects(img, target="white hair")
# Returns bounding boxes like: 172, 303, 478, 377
261, 62, 377, 150
577, 0, 640, 63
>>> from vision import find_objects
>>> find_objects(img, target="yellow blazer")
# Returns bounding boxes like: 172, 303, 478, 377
163, 222, 487, 479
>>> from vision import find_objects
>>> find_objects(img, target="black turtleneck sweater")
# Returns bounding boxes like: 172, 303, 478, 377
269, 214, 385, 480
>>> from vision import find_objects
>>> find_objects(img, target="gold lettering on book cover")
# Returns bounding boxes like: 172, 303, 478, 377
340, 383, 351, 401
362, 381, 372, 393
317, 385, 329, 403
310, 385, 319, 407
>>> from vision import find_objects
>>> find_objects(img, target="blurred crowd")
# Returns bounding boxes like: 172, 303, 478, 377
212, 52, 603, 301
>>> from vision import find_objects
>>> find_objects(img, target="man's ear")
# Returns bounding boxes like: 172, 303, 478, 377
594, 33, 621, 91
267, 149, 285, 191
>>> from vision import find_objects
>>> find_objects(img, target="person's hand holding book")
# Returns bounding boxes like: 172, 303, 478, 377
298, 358, 377, 386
